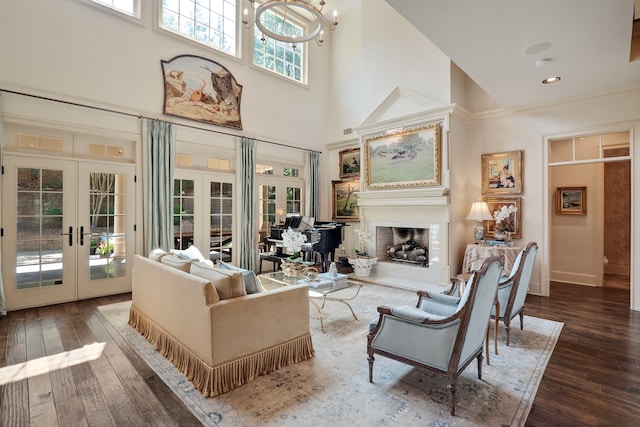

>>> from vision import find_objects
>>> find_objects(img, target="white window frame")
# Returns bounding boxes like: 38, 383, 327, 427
81, 0, 143, 22
251, 6, 308, 84
156, 0, 241, 58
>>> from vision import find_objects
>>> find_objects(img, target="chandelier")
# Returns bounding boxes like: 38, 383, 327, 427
243, 0, 338, 49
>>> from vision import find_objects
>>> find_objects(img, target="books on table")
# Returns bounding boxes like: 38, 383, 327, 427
318, 272, 349, 289
298, 278, 335, 290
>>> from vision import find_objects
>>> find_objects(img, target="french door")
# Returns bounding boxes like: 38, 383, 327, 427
2, 154, 136, 310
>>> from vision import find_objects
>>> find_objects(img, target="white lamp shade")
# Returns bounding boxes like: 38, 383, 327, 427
466, 201, 493, 221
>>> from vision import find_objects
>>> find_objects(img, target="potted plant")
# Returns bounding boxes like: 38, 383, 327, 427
90, 239, 98, 255
96, 240, 114, 257
280, 227, 309, 278
349, 229, 377, 277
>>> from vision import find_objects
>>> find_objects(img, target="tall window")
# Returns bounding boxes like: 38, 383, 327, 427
173, 179, 195, 249
210, 181, 233, 261
259, 185, 276, 230
253, 8, 304, 83
287, 186, 301, 215
160, 0, 238, 56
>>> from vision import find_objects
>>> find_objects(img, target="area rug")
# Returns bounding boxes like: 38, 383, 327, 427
98, 284, 562, 427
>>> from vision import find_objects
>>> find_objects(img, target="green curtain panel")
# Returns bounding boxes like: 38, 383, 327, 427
238, 137, 257, 271
144, 119, 175, 253
306, 151, 320, 219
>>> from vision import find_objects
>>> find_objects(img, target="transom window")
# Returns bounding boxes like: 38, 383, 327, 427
252, 8, 304, 83
160, 0, 238, 56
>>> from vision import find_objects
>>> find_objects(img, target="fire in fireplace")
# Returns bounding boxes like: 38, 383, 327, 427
376, 226, 429, 267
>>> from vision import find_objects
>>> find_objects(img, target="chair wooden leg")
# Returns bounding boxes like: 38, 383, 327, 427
447, 374, 457, 416
477, 353, 483, 379
485, 326, 490, 365
505, 325, 511, 346
368, 353, 374, 382
519, 311, 524, 330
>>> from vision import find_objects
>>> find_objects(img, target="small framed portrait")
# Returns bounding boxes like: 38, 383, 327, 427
332, 180, 359, 221
339, 147, 360, 179
481, 150, 523, 195
483, 197, 522, 239
556, 187, 586, 215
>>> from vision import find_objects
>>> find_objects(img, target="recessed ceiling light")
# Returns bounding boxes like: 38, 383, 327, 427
542, 76, 561, 84
522, 42, 552, 55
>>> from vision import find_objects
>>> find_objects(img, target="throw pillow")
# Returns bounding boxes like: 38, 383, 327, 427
190, 262, 247, 300
148, 248, 169, 262
171, 245, 207, 262
160, 254, 192, 272
216, 260, 261, 294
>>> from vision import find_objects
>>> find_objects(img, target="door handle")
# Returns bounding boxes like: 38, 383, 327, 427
79, 226, 91, 246
60, 226, 73, 246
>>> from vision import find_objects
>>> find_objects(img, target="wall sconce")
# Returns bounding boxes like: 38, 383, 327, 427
466, 201, 493, 243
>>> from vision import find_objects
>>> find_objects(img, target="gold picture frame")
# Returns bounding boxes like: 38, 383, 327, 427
332, 180, 360, 221
556, 187, 586, 215
481, 150, 523, 195
339, 147, 360, 179
364, 123, 441, 189
483, 197, 522, 239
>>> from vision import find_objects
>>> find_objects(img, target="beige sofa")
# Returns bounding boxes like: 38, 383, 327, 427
128, 254, 314, 397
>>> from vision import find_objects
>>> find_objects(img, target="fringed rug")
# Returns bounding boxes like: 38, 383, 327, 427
98, 284, 562, 426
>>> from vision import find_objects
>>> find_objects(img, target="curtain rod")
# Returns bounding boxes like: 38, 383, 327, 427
0, 88, 321, 154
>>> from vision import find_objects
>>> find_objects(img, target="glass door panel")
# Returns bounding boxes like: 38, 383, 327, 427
77, 163, 135, 299
2, 156, 77, 309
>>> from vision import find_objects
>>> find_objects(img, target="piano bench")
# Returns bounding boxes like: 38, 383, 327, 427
259, 253, 288, 273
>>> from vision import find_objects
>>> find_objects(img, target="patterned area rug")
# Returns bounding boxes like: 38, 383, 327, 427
98, 284, 562, 427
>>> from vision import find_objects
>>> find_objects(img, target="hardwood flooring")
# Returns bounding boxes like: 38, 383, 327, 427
1, 283, 639, 426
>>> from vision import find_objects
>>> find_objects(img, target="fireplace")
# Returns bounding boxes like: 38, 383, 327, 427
353, 187, 450, 291
376, 226, 429, 267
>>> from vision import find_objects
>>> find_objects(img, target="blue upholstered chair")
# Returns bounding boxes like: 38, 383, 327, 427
491, 241, 538, 345
367, 256, 502, 416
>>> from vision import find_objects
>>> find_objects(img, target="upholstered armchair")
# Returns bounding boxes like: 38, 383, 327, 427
491, 241, 538, 345
367, 256, 502, 416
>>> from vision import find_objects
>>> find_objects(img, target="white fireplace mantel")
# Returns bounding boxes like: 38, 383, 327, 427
356, 188, 449, 207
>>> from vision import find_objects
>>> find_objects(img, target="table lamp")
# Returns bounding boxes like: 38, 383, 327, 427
466, 201, 493, 243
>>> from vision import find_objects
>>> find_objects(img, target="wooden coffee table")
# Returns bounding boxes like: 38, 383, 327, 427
259, 271, 363, 332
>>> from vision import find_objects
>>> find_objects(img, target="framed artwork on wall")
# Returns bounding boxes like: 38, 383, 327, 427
481, 150, 523, 195
364, 123, 441, 190
332, 180, 360, 221
339, 147, 360, 179
161, 54, 243, 129
556, 187, 586, 215
483, 197, 522, 239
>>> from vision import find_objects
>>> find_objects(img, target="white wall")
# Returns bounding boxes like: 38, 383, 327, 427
0, 0, 331, 150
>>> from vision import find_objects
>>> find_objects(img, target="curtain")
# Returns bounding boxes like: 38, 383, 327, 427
143, 119, 175, 253
238, 137, 256, 271
0, 94, 6, 316
306, 151, 320, 218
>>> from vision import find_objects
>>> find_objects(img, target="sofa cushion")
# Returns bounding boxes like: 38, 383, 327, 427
149, 248, 170, 262
216, 260, 261, 294
172, 245, 207, 262
191, 262, 247, 300
160, 254, 192, 272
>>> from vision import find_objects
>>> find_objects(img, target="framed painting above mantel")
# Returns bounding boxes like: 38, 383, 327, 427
363, 123, 441, 190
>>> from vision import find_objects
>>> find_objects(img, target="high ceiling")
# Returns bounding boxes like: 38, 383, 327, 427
335, 0, 640, 110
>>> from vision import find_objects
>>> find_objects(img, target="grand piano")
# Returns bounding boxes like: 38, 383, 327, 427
268, 218, 346, 272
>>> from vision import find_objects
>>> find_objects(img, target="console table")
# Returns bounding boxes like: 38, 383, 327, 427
461, 243, 522, 277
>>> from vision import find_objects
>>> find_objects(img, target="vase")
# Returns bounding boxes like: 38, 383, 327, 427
281, 260, 306, 278
348, 256, 378, 277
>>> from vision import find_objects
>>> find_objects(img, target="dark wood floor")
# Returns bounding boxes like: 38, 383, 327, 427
1, 281, 639, 426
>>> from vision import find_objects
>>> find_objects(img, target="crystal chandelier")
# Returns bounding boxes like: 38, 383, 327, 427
243, 0, 338, 49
